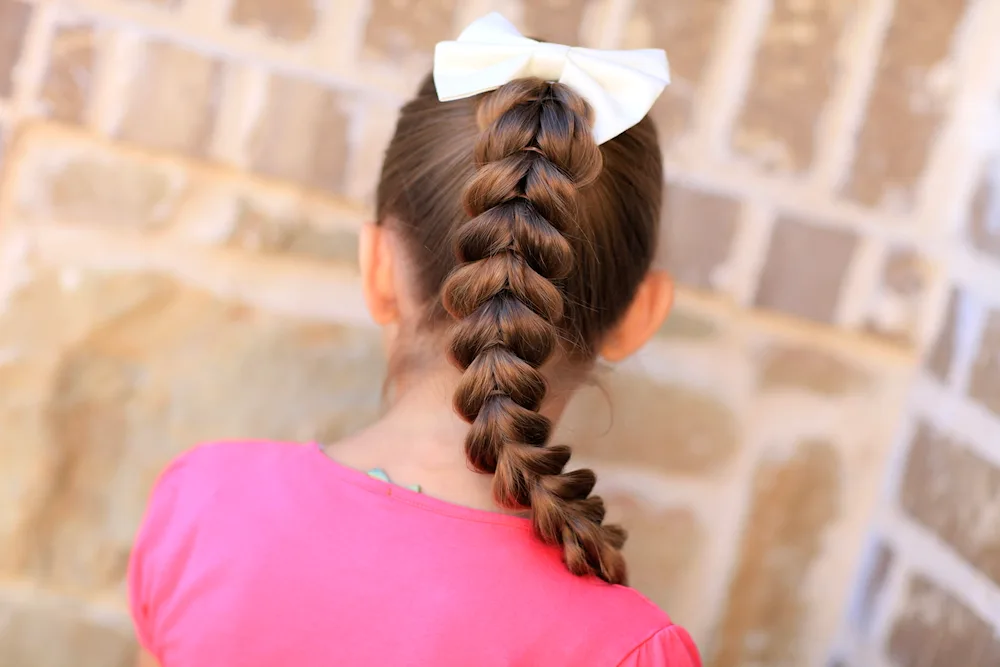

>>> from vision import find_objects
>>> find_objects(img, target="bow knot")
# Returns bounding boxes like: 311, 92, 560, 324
433, 13, 670, 144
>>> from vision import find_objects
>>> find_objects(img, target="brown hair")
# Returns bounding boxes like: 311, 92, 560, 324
375, 75, 663, 585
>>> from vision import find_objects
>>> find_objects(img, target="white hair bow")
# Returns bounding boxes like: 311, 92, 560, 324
433, 13, 670, 145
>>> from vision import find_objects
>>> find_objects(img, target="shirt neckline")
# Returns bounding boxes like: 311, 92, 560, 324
309, 443, 534, 530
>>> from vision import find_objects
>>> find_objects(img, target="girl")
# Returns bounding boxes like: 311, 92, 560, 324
129, 13, 701, 667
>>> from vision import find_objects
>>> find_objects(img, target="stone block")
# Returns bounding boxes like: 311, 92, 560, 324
925, 289, 958, 382
734, 0, 852, 172
754, 216, 858, 324
758, 344, 870, 396
562, 371, 739, 474
900, 420, 1000, 585
228, 199, 359, 267
523, 0, 591, 45
605, 494, 702, 613
622, 0, 727, 144
40, 24, 99, 124
363, 0, 457, 62
663, 183, 741, 291
710, 439, 842, 667
118, 41, 223, 156
887, 575, 1000, 667
10, 129, 188, 229
229, 0, 318, 41
969, 309, 1000, 417
0, 0, 31, 99
0, 270, 385, 594
248, 73, 349, 193
969, 160, 1000, 261
0, 594, 134, 667
844, 0, 967, 210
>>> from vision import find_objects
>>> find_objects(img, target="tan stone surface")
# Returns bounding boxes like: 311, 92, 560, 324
249, 73, 349, 193
563, 371, 739, 474
118, 41, 222, 156
11, 132, 188, 229
0, 595, 134, 667
229, 0, 318, 42
734, 0, 851, 172
0, 270, 385, 594
363, 0, 457, 62
656, 307, 718, 340
622, 0, 727, 144
900, 421, 1000, 585
755, 216, 858, 324
887, 575, 1000, 667
710, 440, 841, 667
0, 0, 31, 99
605, 494, 702, 613
40, 24, 98, 125
844, 0, 967, 209
759, 344, 870, 396
969, 310, 1000, 417
229, 199, 359, 267
663, 183, 741, 291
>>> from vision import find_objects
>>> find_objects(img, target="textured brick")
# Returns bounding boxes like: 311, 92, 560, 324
0, 271, 385, 593
925, 289, 958, 382
844, 0, 967, 210
562, 371, 739, 474
755, 216, 858, 323
229, 200, 359, 267
0, 595, 134, 667
0, 0, 32, 99
969, 159, 1000, 261
363, 0, 457, 61
249, 74, 349, 192
969, 309, 1000, 417
622, 0, 727, 143
40, 25, 98, 124
229, 0, 317, 42
711, 440, 842, 667
663, 183, 740, 290
759, 344, 870, 396
118, 42, 222, 156
523, 0, 592, 44
605, 495, 702, 612
900, 421, 1000, 585
734, 0, 852, 171
887, 575, 1000, 667
11, 131, 187, 229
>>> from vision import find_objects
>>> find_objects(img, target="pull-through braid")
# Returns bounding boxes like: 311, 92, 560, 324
441, 78, 628, 584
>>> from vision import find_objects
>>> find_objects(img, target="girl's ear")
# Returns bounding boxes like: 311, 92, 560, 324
359, 223, 401, 326
599, 270, 674, 362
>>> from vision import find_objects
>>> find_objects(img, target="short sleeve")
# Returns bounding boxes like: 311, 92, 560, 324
127, 451, 199, 657
617, 624, 702, 667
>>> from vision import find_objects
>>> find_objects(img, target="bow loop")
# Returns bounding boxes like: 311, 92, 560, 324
433, 13, 670, 144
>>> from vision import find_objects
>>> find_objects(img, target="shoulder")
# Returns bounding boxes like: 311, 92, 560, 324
535, 570, 700, 665
157, 440, 310, 488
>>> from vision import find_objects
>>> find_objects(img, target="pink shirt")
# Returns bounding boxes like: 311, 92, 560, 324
129, 441, 701, 666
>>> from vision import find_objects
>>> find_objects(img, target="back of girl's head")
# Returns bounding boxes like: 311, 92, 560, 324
375, 72, 664, 585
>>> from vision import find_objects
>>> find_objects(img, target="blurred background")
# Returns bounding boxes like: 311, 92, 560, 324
0, 0, 998, 665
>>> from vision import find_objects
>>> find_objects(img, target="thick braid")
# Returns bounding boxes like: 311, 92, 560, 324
441, 79, 628, 585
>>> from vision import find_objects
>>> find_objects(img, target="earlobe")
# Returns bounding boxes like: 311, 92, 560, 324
359, 223, 400, 326
599, 271, 674, 362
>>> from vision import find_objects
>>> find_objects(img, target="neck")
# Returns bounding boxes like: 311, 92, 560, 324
324, 364, 506, 512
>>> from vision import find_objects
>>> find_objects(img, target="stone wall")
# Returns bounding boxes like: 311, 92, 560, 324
0, 1, 996, 666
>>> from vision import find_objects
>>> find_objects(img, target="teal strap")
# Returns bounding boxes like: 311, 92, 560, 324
367, 468, 422, 494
